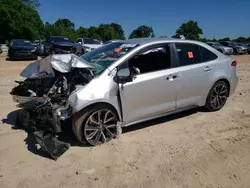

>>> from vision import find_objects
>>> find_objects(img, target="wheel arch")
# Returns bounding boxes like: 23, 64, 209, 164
74, 101, 121, 121
213, 78, 231, 97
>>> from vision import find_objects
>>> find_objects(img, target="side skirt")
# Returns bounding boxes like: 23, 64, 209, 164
122, 105, 200, 127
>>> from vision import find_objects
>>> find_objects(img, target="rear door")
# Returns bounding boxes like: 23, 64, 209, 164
174, 42, 218, 108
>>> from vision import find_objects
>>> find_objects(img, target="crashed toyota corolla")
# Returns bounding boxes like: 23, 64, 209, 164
11, 41, 139, 154
11, 38, 238, 158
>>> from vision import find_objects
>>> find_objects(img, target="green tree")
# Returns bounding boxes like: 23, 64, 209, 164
76, 26, 89, 38
129, 25, 155, 39
233, 37, 247, 43
174, 20, 203, 40
88, 26, 101, 39
97, 24, 116, 41
0, 0, 43, 41
43, 22, 61, 37
199, 38, 208, 42
110, 23, 125, 40
218, 37, 230, 41
54, 18, 77, 40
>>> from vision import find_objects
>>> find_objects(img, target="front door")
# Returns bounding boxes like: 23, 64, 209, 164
118, 44, 179, 125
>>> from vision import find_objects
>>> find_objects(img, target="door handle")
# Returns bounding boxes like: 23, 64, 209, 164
204, 66, 212, 71
166, 75, 178, 81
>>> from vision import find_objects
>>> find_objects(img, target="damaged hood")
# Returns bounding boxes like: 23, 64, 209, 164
20, 54, 94, 78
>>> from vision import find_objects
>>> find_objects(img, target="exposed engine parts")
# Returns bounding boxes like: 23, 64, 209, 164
11, 54, 95, 159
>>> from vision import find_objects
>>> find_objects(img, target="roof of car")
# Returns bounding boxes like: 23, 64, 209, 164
113, 37, 198, 45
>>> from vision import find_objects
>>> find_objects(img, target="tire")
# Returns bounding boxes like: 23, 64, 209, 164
205, 81, 229, 112
72, 104, 120, 146
233, 49, 238, 55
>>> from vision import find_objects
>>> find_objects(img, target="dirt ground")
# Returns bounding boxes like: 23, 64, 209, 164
0, 52, 250, 188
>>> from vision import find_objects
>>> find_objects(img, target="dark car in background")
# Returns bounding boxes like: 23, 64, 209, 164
219, 41, 248, 55
8, 39, 38, 60
0, 44, 2, 54
44, 36, 81, 56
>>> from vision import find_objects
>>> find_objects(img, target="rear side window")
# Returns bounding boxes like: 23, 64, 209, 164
175, 43, 217, 66
175, 43, 201, 66
199, 46, 218, 62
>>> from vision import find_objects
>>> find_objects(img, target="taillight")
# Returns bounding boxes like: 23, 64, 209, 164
231, 60, 237, 66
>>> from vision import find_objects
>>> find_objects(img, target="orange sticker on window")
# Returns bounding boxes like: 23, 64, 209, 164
114, 48, 122, 52
188, 52, 194, 58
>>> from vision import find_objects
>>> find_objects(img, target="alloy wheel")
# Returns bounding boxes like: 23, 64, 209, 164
210, 83, 228, 110
83, 109, 118, 146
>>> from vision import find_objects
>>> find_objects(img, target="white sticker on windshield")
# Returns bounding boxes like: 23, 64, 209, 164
120, 44, 137, 48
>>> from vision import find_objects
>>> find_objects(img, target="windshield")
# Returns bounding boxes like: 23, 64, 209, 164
81, 42, 139, 75
84, 38, 101, 44
214, 43, 223, 47
230, 42, 239, 47
12, 40, 31, 46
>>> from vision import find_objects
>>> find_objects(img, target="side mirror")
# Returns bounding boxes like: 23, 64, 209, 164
117, 68, 131, 78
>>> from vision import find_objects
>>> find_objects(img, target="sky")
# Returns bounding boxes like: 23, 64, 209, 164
38, 0, 250, 39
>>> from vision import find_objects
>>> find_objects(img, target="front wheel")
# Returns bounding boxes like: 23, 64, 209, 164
72, 104, 120, 146
205, 81, 229, 112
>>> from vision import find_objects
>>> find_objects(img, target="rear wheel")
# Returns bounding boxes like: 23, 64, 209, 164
72, 104, 120, 146
205, 81, 229, 111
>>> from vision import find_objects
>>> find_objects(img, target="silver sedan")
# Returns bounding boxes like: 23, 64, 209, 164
69, 38, 238, 146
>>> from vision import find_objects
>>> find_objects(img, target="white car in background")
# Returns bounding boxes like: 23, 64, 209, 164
76, 38, 102, 53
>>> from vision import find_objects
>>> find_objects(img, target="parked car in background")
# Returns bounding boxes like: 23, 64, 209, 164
76, 38, 102, 53
8, 39, 38, 60
33, 39, 45, 56
219, 41, 248, 55
237, 43, 250, 54
12, 38, 238, 147
206, 42, 233, 55
44, 36, 84, 56
0, 44, 2, 54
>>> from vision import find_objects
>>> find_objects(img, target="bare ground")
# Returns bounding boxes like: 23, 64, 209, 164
0, 53, 250, 188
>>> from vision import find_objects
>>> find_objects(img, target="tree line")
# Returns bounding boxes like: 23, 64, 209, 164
0, 0, 249, 44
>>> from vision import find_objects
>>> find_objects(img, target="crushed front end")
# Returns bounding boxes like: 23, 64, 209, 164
11, 54, 94, 159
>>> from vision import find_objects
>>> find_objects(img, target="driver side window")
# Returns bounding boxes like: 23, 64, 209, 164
127, 44, 171, 74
